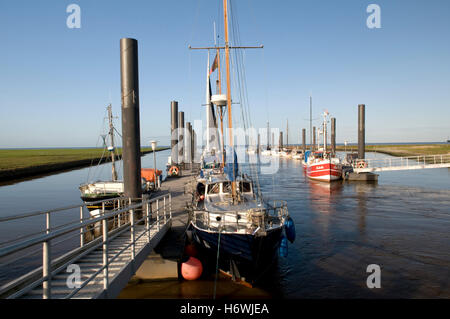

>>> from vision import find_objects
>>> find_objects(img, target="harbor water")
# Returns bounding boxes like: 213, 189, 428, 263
1, 150, 449, 298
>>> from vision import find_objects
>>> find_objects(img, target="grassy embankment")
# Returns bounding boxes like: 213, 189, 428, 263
0, 147, 169, 182
335, 144, 450, 157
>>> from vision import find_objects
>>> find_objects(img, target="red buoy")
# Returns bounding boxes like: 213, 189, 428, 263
184, 243, 198, 257
181, 257, 203, 280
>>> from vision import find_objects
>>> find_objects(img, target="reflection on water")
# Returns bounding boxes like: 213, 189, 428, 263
252, 154, 450, 298
1, 151, 449, 298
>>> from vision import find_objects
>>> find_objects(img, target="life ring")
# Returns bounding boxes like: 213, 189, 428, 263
357, 161, 367, 168
168, 165, 179, 176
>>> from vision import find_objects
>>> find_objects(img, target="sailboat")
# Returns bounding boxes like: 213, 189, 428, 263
79, 104, 150, 213
188, 0, 294, 284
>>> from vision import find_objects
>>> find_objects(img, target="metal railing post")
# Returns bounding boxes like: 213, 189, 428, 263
118, 200, 122, 227
43, 212, 51, 299
102, 217, 109, 293
145, 199, 150, 243
169, 193, 172, 219
130, 208, 135, 260
156, 199, 160, 231
164, 196, 167, 224
80, 206, 84, 248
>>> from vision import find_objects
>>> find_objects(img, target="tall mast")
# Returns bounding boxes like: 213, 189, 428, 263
206, 52, 211, 152
224, 0, 232, 149
286, 119, 289, 147
223, 0, 236, 198
214, 21, 222, 95
309, 95, 312, 151
188, 0, 262, 185
107, 104, 118, 181
214, 21, 225, 166
323, 112, 327, 153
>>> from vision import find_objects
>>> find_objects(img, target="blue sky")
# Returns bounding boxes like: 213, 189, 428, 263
0, 0, 449, 148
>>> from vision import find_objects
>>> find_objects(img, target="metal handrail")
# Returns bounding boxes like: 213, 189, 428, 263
352, 154, 450, 170
0, 193, 172, 299
0, 196, 129, 223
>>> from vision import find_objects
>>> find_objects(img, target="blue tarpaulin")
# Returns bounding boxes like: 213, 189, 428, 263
224, 147, 239, 181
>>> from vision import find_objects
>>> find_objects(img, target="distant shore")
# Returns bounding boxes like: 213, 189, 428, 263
286, 143, 450, 157
0, 147, 169, 183
335, 143, 450, 157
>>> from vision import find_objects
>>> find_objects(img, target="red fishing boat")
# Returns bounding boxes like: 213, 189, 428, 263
306, 151, 342, 181
304, 112, 342, 182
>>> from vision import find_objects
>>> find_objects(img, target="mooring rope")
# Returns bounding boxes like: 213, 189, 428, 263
213, 226, 222, 299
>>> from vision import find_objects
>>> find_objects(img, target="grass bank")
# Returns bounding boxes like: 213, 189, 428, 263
335, 144, 450, 157
0, 147, 169, 182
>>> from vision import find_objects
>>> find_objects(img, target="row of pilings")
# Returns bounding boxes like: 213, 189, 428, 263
273, 104, 366, 160
170, 101, 197, 170
118, 38, 197, 204
120, 36, 203, 205
118, 37, 367, 204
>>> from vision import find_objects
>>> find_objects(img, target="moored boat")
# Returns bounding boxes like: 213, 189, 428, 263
79, 104, 153, 213
187, 0, 294, 284
190, 172, 290, 283
304, 112, 342, 182
305, 151, 342, 181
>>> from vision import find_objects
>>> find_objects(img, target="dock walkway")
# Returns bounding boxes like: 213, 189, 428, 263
352, 154, 450, 173
0, 170, 197, 299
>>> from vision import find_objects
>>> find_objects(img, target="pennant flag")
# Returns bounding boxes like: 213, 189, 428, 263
210, 53, 218, 74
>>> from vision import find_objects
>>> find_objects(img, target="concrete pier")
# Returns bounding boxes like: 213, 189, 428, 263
302, 128, 306, 154
257, 133, 260, 153
191, 129, 195, 163
193, 130, 197, 162
124, 172, 197, 283
178, 111, 184, 165
358, 104, 365, 159
331, 117, 336, 156
185, 122, 192, 165
272, 132, 274, 149
313, 126, 316, 151
170, 101, 178, 165
120, 38, 142, 200
345, 172, 378, 182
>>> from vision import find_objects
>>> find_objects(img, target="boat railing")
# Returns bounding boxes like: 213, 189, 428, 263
0, 193, 172, 298
192, 200, 288, 232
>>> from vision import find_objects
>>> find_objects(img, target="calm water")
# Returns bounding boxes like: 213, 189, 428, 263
0, 150, 171, 285
1, 150, 449, 298
253, 152, 450, 298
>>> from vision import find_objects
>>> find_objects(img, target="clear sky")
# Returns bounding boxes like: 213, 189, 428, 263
1, 0, 449, 148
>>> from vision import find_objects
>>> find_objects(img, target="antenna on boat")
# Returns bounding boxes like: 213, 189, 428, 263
310, 95, 312, 151
107, 104, 118, 181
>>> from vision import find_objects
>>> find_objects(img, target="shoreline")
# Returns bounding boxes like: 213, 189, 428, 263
335, 144, 450, 157
0, 148, 169, 183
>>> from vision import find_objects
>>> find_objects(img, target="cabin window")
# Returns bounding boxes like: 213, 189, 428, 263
207, 183, 220, 194
222, 182, 232, 194
240, 182, 251, 193
196, 182, 205, 195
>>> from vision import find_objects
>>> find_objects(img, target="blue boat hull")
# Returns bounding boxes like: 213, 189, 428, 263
190, 224, 283, 283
